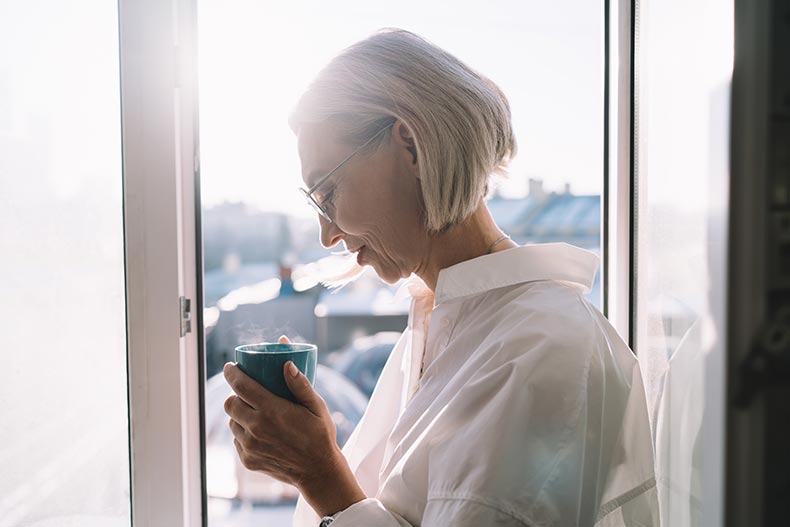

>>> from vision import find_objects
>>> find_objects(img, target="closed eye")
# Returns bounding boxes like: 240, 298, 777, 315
319, 186, 336, 206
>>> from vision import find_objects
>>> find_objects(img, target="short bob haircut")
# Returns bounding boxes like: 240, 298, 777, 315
289, 28, 517, 234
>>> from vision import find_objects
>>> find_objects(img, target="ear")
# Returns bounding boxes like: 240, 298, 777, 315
392, 119, 418, 167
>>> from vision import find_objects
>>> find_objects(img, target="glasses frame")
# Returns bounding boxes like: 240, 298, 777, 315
299, 122, 393, 223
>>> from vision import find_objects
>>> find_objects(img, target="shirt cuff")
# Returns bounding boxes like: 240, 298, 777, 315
330, 498, 411, 527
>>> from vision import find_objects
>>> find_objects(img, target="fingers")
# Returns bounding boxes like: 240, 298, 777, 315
274, 334, 319, 416
224, 393, 255, 425
233, 436, 266, 472
229, 418, 247, 441
229, 419, 260, 451
232, 437, 248, 467
283, 360, 324, 416
231, 424, 269, 472
223, 363, 272, 410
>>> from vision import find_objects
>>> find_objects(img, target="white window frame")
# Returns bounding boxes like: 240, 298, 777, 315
604, 0, 634, 344
120, 0, 203, 525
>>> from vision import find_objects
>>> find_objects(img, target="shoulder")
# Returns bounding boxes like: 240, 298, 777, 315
458, 279, 602, 364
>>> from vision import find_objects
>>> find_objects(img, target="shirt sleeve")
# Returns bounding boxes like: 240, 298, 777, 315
329, 498, 411, 526
330, 497, 529, 526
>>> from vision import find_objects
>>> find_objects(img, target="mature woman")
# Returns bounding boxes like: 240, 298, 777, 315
223, 29, 658, 526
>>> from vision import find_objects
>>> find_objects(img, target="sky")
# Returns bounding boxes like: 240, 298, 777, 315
197, 0, 605, 218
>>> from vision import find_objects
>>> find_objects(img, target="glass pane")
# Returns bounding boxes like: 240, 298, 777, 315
197, 2, 603, 524
0, 2, 131, 526
634, 0, 732, 524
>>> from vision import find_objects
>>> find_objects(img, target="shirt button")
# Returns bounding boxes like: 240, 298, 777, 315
441, 318, 450, 327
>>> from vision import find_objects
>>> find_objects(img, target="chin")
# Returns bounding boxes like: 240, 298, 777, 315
362, 250, 407, 285
369, 263, 406, 285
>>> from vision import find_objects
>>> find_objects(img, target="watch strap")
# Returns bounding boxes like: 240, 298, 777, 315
319, 513, 337, 526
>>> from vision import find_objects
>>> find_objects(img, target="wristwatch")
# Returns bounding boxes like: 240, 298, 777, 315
319, 513, 337, 526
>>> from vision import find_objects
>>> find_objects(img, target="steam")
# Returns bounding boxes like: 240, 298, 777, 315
233, 320, 306, 346
294, 249, 367, 293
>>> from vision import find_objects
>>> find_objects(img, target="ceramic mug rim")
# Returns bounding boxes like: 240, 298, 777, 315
234, 342, 317, 354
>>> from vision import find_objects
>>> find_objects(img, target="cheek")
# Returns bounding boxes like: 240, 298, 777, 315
335, 163, 425, 255
334, 183, 391, 231
347, 195, 421, 245
345, 159, 404, 216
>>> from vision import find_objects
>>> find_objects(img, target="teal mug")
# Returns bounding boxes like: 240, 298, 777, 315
234, 342, 318, 403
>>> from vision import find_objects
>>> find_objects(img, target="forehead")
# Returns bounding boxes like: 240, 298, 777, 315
297, 122, 348, 187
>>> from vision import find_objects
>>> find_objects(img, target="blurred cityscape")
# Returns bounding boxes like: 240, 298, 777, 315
202, 178, 604, 522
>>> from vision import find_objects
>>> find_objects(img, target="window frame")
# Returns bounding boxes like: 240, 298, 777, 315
603, 0, 635, 344
727, 0, 772, 523
119, 0, 203, 525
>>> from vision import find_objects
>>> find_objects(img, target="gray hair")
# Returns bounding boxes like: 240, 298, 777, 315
289, 28, 517, 233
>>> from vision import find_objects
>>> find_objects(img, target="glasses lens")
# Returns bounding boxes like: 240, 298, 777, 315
300, 187, 332, 222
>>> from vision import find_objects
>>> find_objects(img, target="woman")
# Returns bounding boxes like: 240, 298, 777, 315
223, 29, 658, 526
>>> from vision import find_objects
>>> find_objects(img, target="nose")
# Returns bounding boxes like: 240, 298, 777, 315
318, 215, 345, 248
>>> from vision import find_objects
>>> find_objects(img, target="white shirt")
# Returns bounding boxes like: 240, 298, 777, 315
293, 243, 659, 527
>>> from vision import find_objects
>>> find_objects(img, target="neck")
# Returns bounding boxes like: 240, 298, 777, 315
414, 200, 517, 292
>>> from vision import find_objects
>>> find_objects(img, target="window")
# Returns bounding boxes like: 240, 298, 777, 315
632, 0, 732, 524
0, 2, 130, 525
2, 1, 742, 525
197, 1, 604, 524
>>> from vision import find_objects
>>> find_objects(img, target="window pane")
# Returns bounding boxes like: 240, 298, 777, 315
0, 2, 130, 526
198, 2, 603, 524
634, 0, 732, 524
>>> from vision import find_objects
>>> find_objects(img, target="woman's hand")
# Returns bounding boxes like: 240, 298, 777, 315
224, 335, 367, 516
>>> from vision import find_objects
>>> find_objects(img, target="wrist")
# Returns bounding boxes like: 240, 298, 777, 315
299, 446, 367, 517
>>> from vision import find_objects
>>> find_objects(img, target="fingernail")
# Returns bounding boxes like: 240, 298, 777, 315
288, 361, 299, 378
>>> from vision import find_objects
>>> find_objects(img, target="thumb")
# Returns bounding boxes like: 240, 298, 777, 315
278, 334, 291, 344
283, 360, 321, 412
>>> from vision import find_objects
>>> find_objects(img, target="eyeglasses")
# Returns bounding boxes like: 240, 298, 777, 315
299, 122, 393, 223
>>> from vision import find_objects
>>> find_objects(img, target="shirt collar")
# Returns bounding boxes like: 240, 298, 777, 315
434, 242, 598, 306
394, 273, 433, 302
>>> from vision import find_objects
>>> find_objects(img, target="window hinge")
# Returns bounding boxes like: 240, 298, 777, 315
179, 296, 192, 337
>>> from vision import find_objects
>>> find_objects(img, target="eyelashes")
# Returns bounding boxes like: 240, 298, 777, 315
321, 186, 338, 213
